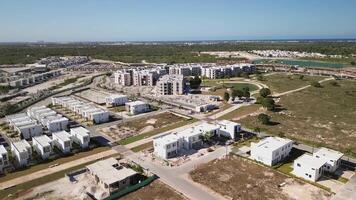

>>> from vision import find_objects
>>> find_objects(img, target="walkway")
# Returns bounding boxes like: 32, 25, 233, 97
0, 149, 117, 190
332, 174, 356, 200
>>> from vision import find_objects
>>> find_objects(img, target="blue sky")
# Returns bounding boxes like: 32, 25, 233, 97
1, 0, 356, 42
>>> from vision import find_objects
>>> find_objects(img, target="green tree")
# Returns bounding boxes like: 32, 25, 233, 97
242, 72, 250, 79
299, 75, 304, 80
261, 98, 275, 111
329, 80, 339, 87
189, 76, 202, 89
258, 113, 271, 125
351, 61, 356, 66
259, 88, 271, 98
256, 74, 264, 81
242, 87, 250, 98
231, 89, 243, 100
200, 131, 214, 143
223, 92, 230, 102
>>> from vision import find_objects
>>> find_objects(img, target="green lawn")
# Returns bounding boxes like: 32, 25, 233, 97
131, 142, 153, 152
261, 73, 325, 93
118, 119, 198, 145
223, 83, 259, 91
0, 146, 110, 183
239, 79, 356, 157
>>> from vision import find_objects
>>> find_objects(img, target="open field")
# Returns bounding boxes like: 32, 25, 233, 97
0, 146, 110, 183
203, 82, 259, 97
218, 104, 262, 120
118, 118, 198, 145
190, 156, 331, 200
260, 73, 325, 93
131, 141, 153, 152
239, 79, 356, 156
101, 112, 189, 142
121, 180, 186, 200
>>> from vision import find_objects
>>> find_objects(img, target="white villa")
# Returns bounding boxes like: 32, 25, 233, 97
11, 140, 32, 167
105, 94, 128, 106
313, 147, 343, 173
125, 101, 150, 115
32, 135, 53, 160
153, 122, 220, 159
292, 154, 325, 182
70, 127, 90, 148
250, 137, 293, 166
216, 120, 241, 140
52, 131, 72, 154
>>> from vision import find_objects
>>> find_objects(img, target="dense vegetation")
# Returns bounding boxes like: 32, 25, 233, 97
0, 41, 355, 65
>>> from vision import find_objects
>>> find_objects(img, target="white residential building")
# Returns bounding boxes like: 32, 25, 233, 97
250, 137, 293, 166
32, 135, 53, 160
125, 101, 150, 115
6, 113, 43, 139
70, 127, 90, 148
292, 154, 325, 182
11, 140, 32, 167
313, 147, 343, 173
105, 94, 128, 106
155, 74, 186, 95
216, 120, 241, 140
44, 116, 69, 133
153, 122, 219, 159
0, 145, 9, 173
52, 131, 72, 154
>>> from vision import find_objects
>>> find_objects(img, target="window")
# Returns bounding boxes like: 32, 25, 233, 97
311, 168, 315, 170
309, 175, 312, 178
297, 163, 301, 167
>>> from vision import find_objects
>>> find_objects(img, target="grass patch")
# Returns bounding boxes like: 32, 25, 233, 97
261, 73, 324, 93
218, 104, 262, 120
223, 83, 259, 91
109, 105, 126, 112
131, 142, 153, 153
118, 119, 198, 145
0, 146, 110, 183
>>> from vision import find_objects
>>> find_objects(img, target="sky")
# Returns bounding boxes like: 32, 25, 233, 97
1, 0, 356, 42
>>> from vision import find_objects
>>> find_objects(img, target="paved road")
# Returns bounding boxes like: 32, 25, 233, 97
0, 149, 117, 190
332, 173, 356, 200
127, 146, 230, 200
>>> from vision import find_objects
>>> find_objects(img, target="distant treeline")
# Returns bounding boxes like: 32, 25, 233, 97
0, 42, 355, 65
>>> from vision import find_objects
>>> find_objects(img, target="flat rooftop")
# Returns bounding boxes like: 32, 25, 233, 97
314, 147, 344, 161
217, 120, 240, 127
125, 101, 147, 106
71, 127, 90, 137
86, 157, 137, 185
33, 135, 52, 147
253, 137, 292, 151
52, 131, 71, 141
12, 140, 31, 153
295, 154, 326, 168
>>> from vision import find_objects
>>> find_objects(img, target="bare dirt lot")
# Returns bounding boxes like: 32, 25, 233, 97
190, 156, 331, 200
120, 180, 186, 200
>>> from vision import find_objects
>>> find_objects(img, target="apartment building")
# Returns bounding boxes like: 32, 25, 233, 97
11, 140, 32, 167
52, 131, 72, 154
27, 106, 68, 133
114, 67, 167, 87
70, 127, 90, 148
32, 135, 53, 160
6, 113, 43, 139
0, 145, 8, 173
105, 94, 128, 106
250, 137, 293, 166
155, 74, 187, 95
153, 122, 220, 159
125, 101, 150, 115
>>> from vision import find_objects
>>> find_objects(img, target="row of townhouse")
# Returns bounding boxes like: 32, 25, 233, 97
27, 106, 69, 133
6, 113, 43, 139
8, 70, 61, 88
52, 96, 109, 124
201, 64, 256, 79
125, 101, 150, 115
250, 136, 344, 182
9, 127, 90, 167
153, 120, 241, 159
114, 67, 167, 86
0, 145, 9, 173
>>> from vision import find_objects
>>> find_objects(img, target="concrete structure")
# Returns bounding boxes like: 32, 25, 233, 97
216, 120, 241, 140
6, 113, 43, 139
155, 74, 187, 95
70, 127, 90, 148
292, 154, 325, 182
27, 106, 69, 133
125, 101, 150, 115
313, 147, 343, 173
52, 131, 72, 154
153, 122, 219, 159
114, 67, 167, 87
250, 137, 293, 166
0, 145, 8, 173
52, 96, 109, 124
32, 135, 53, 160
105, 94, 128, 106
11, 140, 32, 167
86, 157, 138, 194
